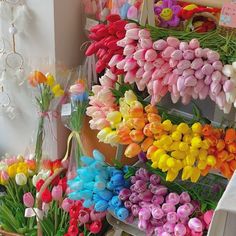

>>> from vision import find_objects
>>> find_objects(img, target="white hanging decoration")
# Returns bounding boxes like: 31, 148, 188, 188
0, 85, 16, 120
0, 69, 8, 82
15, 67, 25, 85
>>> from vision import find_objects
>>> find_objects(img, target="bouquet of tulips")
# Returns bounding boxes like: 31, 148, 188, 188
66, 76, 88, 168
0, 155, 37, 235
28, 71, 64, 166
23, 158, 69, 236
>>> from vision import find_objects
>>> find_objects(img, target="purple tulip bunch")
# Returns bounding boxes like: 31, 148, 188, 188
118, 168, 214, 236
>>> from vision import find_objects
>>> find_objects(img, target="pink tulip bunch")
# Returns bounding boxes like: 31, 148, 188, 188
86, 70, 119, 130
118, 168, 214, 236
110, 22, 234, 113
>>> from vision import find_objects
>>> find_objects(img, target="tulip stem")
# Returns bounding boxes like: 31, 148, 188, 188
54, 201, 58, 232
58, 210, 66, 230
35, 116, 44, 167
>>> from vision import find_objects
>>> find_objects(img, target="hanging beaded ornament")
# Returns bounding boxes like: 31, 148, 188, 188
0, 85, 16, 119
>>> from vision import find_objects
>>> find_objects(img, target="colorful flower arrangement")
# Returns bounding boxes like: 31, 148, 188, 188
23, 158, 69, 236
87, 88, 236, 181
64, 150, 222, 236
0, 155, 37, 235
28, 71, 64, 165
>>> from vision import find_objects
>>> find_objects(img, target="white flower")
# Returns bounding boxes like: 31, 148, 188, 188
15, 173, 27, 186
32, 170, 50, 186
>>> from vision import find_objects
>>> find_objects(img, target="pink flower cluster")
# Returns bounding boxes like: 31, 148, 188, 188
118, 168, 214, 236
86, 70, 118, 130
110, 22, 234, 113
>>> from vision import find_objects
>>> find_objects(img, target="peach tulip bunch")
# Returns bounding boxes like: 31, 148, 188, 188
108, 22, 236, 114
96, 89, 162, 157
86, 70, 118, 130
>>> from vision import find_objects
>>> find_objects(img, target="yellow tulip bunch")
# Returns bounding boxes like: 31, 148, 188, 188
149, 121, 216, 182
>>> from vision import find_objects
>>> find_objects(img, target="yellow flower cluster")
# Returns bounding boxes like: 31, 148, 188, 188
0, 156, 36, 186
149, 121, 216, 182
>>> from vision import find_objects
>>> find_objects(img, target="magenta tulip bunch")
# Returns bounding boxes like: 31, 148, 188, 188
118, 168, 214, 236
109, 22, 235, 113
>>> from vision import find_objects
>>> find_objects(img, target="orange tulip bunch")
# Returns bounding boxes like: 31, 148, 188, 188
202, 125, 236, 179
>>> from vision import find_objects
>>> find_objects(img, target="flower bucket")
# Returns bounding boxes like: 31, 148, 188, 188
81, 116, 138, 166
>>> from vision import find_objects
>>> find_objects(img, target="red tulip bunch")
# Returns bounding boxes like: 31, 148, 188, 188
85, 14, 127, 75
64, 200, 106, 236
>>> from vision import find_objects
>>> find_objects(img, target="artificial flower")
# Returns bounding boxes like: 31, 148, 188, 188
51, 185, 63, 201
36, 179, 45, 192
61, 198, 74, 212
69, 205, 80, 218
78, 209, 90, 224
67, 225, 79, 235
23, 192, 35, 208
41, 188, 52, 203
15, 173, 27, 186
58, 177, 67, 192
69, 79, 85, 94
89, 220, 102, 234
7, 164, 18, 178
45, 73, 55, 87
0, 171, 9, 185
16, 163, 28, 176
28, 70, 47, 87
52, 84, 64, 97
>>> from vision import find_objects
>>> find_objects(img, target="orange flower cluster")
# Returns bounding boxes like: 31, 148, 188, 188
202, 125, 236, 179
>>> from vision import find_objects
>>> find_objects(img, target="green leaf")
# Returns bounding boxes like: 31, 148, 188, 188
192, 103, 201, 120
112, 159, 123, 169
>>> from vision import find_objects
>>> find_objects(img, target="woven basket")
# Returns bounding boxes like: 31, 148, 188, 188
0, 229, 22, 236
81, 116, 138, 166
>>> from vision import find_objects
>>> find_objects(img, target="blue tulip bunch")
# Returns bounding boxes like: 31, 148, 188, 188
67, 150, 130, 221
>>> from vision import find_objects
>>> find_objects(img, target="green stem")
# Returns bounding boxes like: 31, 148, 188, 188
35, 116, 44, 167
54, 201, 58, 233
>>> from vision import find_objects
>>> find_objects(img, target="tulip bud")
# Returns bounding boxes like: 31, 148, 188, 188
125, 143, 141, 158
23, 192, 34, 208
78, 209, 90, 224
188, 218, 203, 232
52, 185, 63, 201
61, 198, 74, 212
15, 173, 27, 186
174, 223, 187, 236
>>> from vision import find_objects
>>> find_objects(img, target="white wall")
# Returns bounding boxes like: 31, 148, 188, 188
0, 0, 85, 157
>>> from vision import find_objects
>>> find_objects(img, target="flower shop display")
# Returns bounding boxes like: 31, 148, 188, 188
28, 71, 64, 166
66, 149, 224, 236
87, 86, 236, 181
